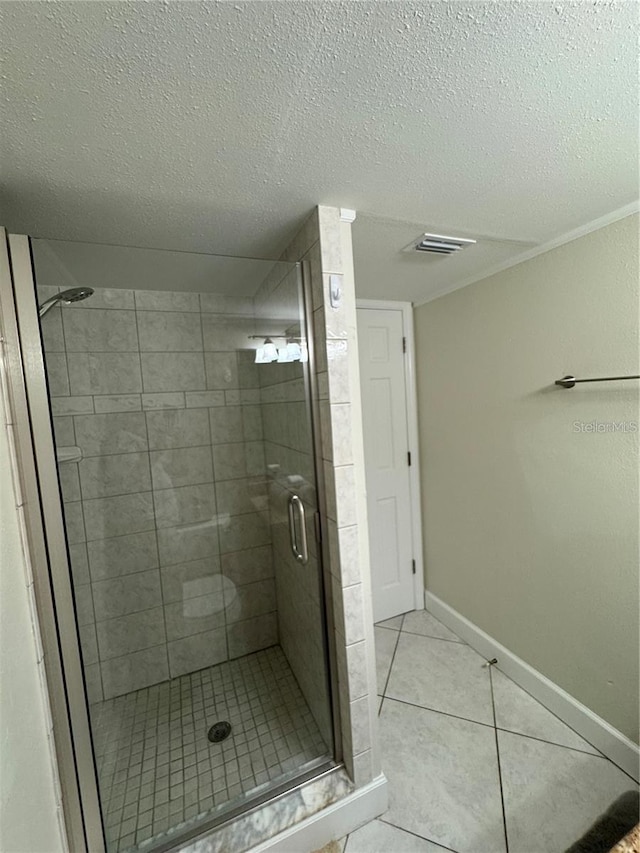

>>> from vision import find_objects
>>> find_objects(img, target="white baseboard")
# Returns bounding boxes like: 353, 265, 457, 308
425, 591, 640, 782
249, 774, 388, 852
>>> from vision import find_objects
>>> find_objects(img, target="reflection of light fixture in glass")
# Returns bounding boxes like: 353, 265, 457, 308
255, 338, 278, 363
287, 342, 301, 361
263, 338, 278, 360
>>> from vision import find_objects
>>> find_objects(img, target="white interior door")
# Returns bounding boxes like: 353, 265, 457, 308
357, 306, 415, 622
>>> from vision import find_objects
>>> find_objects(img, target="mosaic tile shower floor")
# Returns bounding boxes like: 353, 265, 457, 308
90, 646, 328, 852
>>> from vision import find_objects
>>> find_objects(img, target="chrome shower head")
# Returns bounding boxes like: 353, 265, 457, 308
38, 287, 94, 318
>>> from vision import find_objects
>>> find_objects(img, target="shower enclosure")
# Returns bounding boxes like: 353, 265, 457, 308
2, 234, 338, 853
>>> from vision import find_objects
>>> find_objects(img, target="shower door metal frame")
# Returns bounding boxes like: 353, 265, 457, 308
0, 229, 105, 853
0, 232, 344, 853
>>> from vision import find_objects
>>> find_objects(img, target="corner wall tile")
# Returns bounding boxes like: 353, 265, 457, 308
227, 613, 277, 659
224, 578, 276, 624
167, 628, 227, 678
164, 597, 226, 642
101, 645, 169, 700
84, 663, 103, 704
220, 546, 273, 586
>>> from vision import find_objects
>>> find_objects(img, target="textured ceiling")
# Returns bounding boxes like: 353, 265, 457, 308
1, 1, 638, 302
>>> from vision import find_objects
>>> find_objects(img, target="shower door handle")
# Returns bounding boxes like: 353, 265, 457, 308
288, 494, 309, 565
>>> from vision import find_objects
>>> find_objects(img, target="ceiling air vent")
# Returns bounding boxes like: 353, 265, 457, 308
411, 232, 477, 255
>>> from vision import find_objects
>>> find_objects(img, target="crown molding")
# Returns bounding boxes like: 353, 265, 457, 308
414, 200, 640, 307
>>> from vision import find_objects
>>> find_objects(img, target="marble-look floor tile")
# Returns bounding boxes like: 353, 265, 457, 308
491, 669, 600, 755
376, 614, 404, 630
498, 729, 637, 853
386, 633, 494, 725
374, 626, 398, 695
380, 699, 506, 853
345, 819, 450, 852
402, 610, 463, 643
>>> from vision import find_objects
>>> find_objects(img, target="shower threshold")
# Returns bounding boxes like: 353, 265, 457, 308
89, 646, 330, 853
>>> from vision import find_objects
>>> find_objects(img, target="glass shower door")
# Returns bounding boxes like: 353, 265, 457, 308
22, 236, 334, 853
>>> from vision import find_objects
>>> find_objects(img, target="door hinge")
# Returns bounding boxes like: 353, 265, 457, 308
402, 336, 407, 353
407, 451, 412, 466
412, 559, 416, 575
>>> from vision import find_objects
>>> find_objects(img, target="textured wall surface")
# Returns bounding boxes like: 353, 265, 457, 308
415, 214, 640, 742
36, 280, 279, 700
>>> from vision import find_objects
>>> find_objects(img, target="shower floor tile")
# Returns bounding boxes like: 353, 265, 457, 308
90, 645, 328, 852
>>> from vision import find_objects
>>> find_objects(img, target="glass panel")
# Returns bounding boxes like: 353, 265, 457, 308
30, 238, 334, 853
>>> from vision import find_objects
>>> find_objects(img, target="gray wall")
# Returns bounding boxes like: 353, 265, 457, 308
415, 214, 639, 742
39, 285, 277, 701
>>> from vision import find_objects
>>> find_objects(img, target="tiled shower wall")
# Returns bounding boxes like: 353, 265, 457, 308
38, 285, 278, 702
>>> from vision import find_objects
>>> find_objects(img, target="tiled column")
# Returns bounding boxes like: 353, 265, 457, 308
282, 206, 381, 787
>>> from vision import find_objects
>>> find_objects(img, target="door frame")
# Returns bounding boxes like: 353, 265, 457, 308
356, 299, 425, 614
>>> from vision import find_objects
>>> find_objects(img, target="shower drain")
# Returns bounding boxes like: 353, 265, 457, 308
207, 721, 232, 743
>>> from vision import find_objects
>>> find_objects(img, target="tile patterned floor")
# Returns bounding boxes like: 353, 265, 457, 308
341, 609, 639, 853
90, 646, 328, 852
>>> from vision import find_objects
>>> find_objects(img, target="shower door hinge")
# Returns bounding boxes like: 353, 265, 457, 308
402, 336, 407, 353
412, 559, 416, 575
407, 451, 412, 466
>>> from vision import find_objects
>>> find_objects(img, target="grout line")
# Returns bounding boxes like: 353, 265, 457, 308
379, 624, 403, 716
382, 695, 496, 731
400, 628, 466, 645
489, 667, 510, 853
491, 667, 619, 766
494, 726, 609, 759
378, 817, 459, 852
